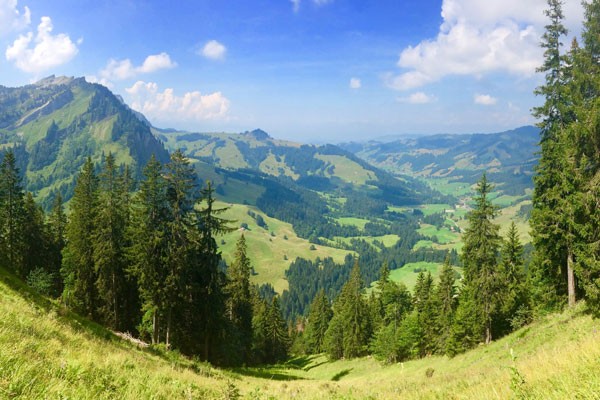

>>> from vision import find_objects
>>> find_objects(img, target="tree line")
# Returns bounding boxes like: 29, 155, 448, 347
0, 149, 289, 366
292, 174, 530, 361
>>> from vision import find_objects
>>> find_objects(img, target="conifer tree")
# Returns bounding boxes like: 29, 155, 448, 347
458, 173, 502, 345
413, 271, 437, 356
0, 150, 25, 276
94, 154, 128, 330
190, 180, 231, 361
499, 222, 529, 331
226, 234, 254, 363
303, 288, 332, 354
571, 0, 600, 316
324, 259, 370, 359
128, 154, 169, 344
530, 0, 577, 311
435, 257, 457, 354
163, 149, 197, 347
21, 192, 47, 280
62, 157, 99, 318
47, 193, 67, 295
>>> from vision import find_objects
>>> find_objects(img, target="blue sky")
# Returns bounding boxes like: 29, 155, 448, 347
0, 0, 585, 142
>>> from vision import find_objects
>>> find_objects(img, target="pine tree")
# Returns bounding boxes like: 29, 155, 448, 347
459, 173, 502, 345
226, 234, 254, 363
264, 296, 290, 363
304, 289, 332, 354
499, 222, 529, 331
0, 150, 25, 276
530, 0, 577, 311
21, 192, 47, 281
190, 180, 231, 362
61, 157, 99, 318
413, 271, 437, 356
128, 154, 169, 344
324, 259, 370, 359
163, 149, 197, 347
47, 193, 67, 295
93, 154, 129, 330
568, 0, 600, 317
435, 257, 457, 355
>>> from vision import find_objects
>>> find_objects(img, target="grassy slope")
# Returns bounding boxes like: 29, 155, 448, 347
2, 268, 599, 399
214, 202, 352, 293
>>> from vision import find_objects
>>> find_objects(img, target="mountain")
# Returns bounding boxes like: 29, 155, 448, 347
157, 127, 443, 205
0, 76, 169, 208
340, 126, 540, 197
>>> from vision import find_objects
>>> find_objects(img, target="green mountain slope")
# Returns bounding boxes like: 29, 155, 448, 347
2, 266, 598, 399
156, 128, 442, 207
341, 126, 539, 197
0, 76, 169, 208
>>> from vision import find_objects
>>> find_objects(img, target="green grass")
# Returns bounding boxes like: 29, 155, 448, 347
315, 154, 375, 185
389, 262, 459, 290
213, 202, 352, 293
2, 267, 600, 399
335, 217, 370, 230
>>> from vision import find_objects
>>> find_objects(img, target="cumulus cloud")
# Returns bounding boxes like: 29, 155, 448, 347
126, 81, 230, 122
201, 40, 226, 60
5, 16, 79, 73
0, 0, 30, 37
388, 0, 584, 91
474, 94, 497, 105
99, 52, 177, 81
349, 78, 361, 89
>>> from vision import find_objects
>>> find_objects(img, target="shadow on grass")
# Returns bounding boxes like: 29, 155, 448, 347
331, 368, 353, 381
231, 366, 306, 381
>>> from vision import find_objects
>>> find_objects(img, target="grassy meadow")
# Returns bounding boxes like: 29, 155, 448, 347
2, 266, 600, 399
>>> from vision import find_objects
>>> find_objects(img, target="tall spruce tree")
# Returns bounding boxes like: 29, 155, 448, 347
0, 150, 25, 276
458, 173, 502, 345
571, 0, 600, 316
62, 157, 99, 318
93, 154, 129, 330
530, 0, 577, 311
324, 259, 370, 359
128, 155, 169, 344
226, 234, 254, 363
47, 193, 67, 294
435, 257, 457, 355
190, 181, 231, 362
303, 289, 332, 354
162, 149, 197, 347
21, 192, 47, 281
499, 222, 529, 331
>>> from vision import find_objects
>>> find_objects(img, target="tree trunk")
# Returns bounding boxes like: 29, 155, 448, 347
567, 249, 576, 307
166, 307, 172, 348
152, 310, 158, 345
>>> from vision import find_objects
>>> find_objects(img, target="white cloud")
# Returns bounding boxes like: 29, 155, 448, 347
398, 92, 437, 104
5, 16, 78, 73
0, 0, 30, 37
99, 52, 176, 81
126, 81, 230, 122
85, 75, 113, 89
291, 0, 301, 13
349, 77, 361, 89
201, 40, 226, 60
408, 92, 436, 104
388, 0, 584, 91
474, 93, 497, 105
